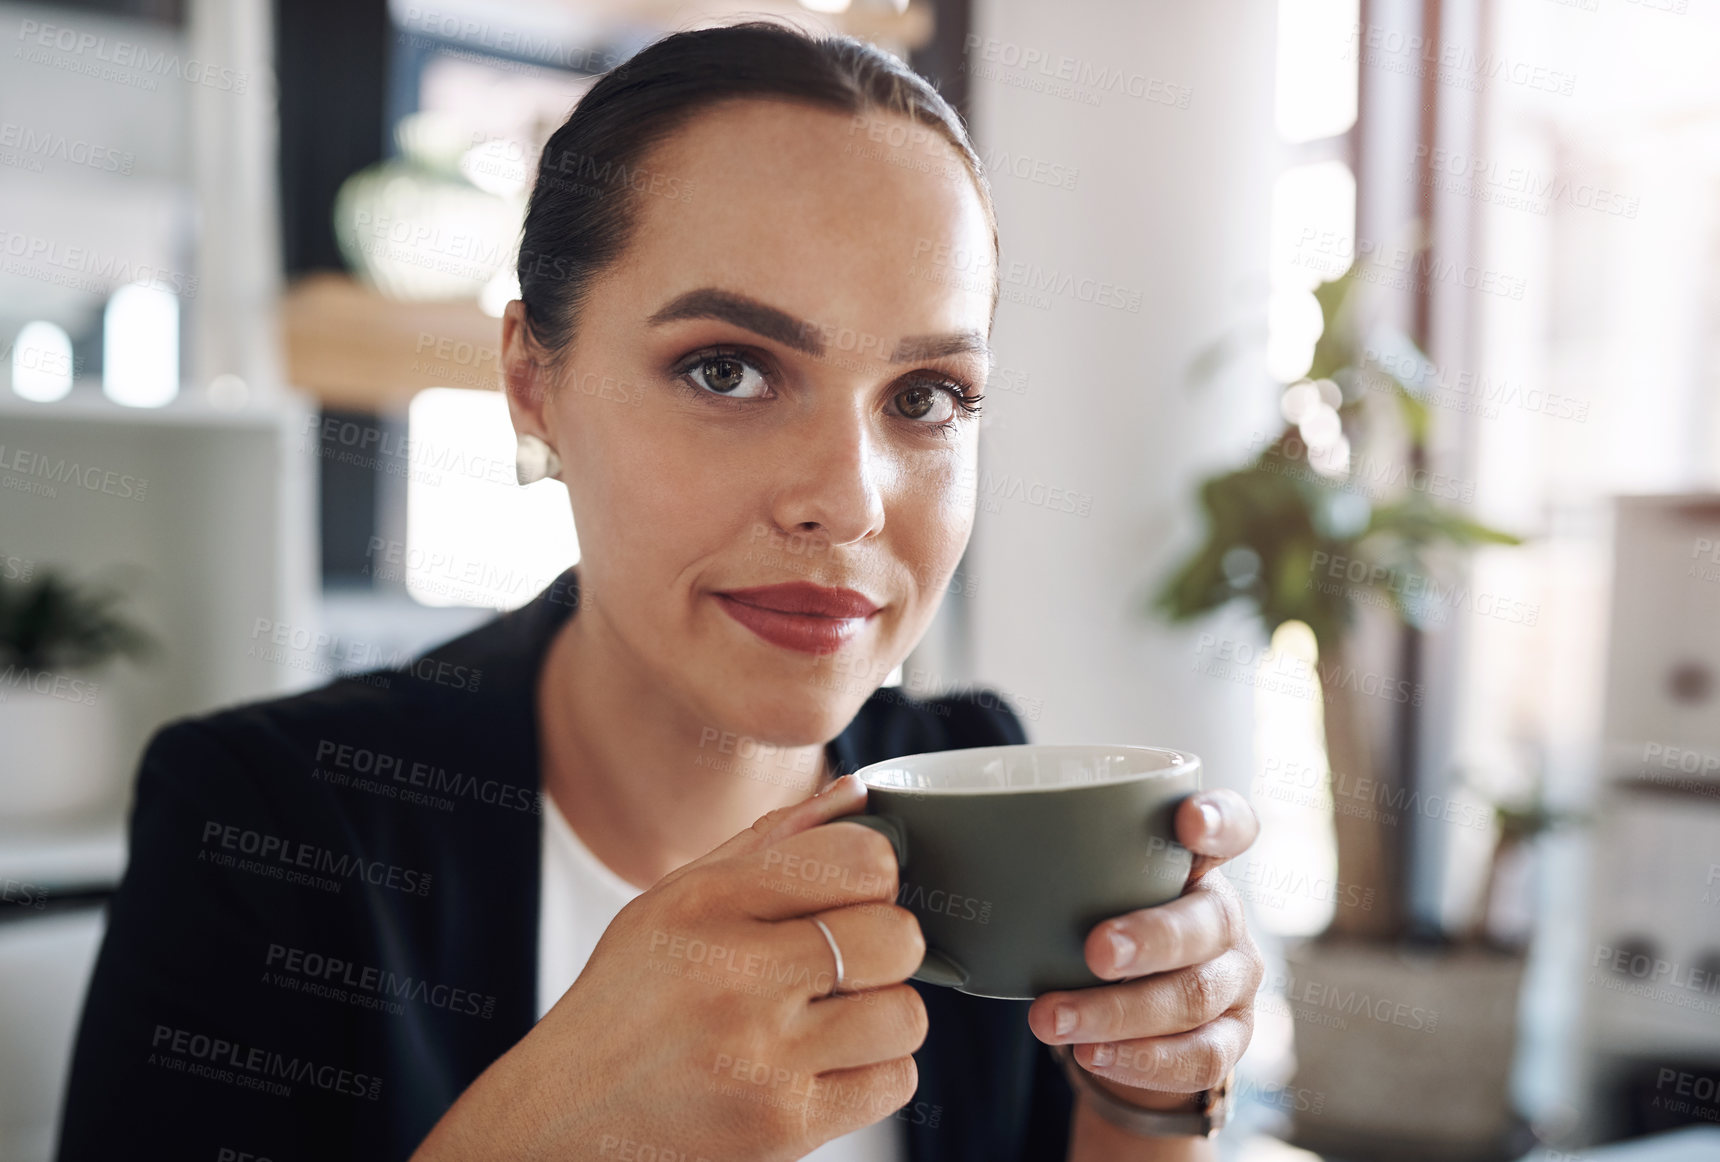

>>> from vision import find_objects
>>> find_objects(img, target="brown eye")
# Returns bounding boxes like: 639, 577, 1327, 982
896, 385, 935, 418
683, 352, 769, 399
702, 356, 746, 393
892, 383, 958, 424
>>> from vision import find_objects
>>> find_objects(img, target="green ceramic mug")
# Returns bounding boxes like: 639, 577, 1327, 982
836, 743, 1200, 1000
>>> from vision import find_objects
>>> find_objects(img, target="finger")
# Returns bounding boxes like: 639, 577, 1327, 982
658, 773, 867, 892
780, 902, 924, 1000
751, 772, 870, 848
1080, 874, 1241, 980
635, 899, 918, 1013
1025, 949, 1255, 1046
793, 981, 928, 1073
733, 814, 902, 921
1063, 1012, 1253, 1094
1175, 789, 1258, 880
803, 1055, 920, 1139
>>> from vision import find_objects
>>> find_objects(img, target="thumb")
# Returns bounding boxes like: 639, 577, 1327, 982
658, 773, 869, 887
744, 772, 869, 850
1175, 788, 1259, 883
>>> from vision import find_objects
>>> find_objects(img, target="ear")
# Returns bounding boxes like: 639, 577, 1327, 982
501, 299, 555, 443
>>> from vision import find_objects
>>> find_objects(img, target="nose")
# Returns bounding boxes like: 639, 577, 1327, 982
768, 402, 888, 546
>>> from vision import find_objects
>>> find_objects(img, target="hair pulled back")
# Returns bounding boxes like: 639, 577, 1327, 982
516, 21, 997, 364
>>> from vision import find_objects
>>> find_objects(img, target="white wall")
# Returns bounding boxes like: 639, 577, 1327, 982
962, 1, 1280, 797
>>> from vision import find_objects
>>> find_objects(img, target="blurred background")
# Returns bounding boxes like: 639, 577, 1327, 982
2, 0, 1718, 1159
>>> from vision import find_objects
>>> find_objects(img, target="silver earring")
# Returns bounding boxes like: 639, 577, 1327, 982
515, 434, 562, 485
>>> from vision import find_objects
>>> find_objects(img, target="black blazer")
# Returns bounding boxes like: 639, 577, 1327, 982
58, 569, 1074, 1161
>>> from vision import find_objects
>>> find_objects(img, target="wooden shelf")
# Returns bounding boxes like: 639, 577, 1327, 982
279, 272, 504, 413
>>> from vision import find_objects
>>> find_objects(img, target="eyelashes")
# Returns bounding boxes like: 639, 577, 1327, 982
901, 376, 985, 427
671, 344, 985, 432
941, 381, 986, 417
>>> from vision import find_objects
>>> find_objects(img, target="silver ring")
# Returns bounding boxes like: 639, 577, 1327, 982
811, 917, 844, 996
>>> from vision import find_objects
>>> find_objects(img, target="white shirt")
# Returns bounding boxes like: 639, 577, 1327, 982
536, 792, 907, 1162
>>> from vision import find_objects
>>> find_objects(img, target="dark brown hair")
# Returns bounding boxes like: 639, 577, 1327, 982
515, 20, 997, 365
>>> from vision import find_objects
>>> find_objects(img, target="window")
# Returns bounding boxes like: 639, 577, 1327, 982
1247, 0, 1362, 939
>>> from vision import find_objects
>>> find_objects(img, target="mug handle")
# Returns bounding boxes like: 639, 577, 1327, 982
833, 814, 970, 990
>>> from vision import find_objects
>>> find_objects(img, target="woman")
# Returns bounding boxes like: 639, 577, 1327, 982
59, 22, 1263, 1162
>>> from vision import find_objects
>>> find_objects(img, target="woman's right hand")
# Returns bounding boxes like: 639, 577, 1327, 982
410, 773, 928, 1162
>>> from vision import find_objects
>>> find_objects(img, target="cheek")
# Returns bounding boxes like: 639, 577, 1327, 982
564, 401, 753, 573
889, 455, 977, 584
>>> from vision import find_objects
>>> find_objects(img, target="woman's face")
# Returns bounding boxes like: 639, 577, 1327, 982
505, 99, 995, 745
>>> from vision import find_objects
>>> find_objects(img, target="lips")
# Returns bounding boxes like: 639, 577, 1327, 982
713, 582, 882, 654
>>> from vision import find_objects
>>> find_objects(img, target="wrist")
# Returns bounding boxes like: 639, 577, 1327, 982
412, 1033, 566, 1162
1052, 1044, 1232, 1139
1082, 1069, 1206, 1114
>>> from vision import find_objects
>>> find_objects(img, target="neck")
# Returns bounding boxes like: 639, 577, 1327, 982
536, 590, 832, 890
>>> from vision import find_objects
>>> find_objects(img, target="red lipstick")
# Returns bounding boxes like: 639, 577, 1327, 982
713, 582, 881, 655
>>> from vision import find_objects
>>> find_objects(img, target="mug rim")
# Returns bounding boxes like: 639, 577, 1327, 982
853, 743, 1200, 795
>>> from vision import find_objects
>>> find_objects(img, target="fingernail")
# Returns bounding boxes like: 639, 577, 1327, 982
1054, 1005, 1077, 1037
1108, 929, 1137, 972
1198, 801, 1222, 839
1089, 1042, 1116, 1068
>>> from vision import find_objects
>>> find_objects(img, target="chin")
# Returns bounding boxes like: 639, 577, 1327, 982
708, 671, 871, 748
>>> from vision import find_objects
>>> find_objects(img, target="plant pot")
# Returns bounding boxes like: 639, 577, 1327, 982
331, 113, 520, 304
1283, 939, 1530, 1161
0, 680, 121, 821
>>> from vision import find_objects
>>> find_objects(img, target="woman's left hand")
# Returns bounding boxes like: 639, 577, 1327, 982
1027, 789, 1264, 1106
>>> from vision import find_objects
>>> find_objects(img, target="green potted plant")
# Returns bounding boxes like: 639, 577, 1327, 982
0, 568, 153, 820
1155, 260, 1538, 1159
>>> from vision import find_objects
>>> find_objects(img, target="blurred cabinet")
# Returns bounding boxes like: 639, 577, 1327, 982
1580, 495, 1720, 1142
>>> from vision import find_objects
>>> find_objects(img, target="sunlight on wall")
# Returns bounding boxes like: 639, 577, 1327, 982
10, 321, 74, 402
101, 285, 179, 408
1274, 0, 1360, 144
1266, 161, 1356, 382
405, 387, 579, 610
1248, 619, 1340, 937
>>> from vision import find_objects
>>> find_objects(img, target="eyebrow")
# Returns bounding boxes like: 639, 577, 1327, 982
646, 287, 991, 367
